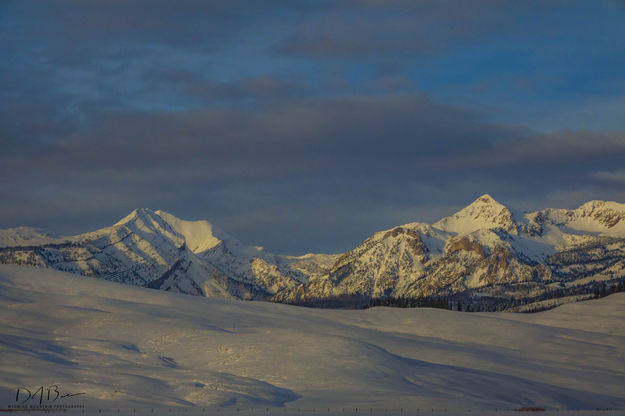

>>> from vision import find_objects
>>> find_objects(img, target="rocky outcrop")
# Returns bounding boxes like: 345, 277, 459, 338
446, 237, 486, 258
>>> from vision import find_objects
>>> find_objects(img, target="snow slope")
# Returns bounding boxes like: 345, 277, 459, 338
0, 226, 64, 247
0, 265, 624, 414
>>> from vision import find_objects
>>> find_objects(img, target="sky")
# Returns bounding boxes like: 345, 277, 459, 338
1, 0, 625, 254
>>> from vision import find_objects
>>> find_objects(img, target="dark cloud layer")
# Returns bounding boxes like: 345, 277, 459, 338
3, 92, 624, 252
1, 0, 624, 253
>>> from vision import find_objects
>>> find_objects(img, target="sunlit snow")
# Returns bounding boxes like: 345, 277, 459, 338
0, 265, 623, 414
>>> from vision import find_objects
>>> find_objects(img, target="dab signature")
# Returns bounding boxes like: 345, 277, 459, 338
14, 385, 86, 405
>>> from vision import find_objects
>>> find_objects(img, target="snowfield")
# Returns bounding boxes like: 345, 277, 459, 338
0, 264, 624, 415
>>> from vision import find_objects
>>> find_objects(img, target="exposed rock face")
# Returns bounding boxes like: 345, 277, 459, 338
1, 195, 625, 307
446, 237, 486, 258
318, 224, 432, 298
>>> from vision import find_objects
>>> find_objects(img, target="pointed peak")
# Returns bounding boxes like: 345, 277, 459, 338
434, 194, 517, 236
114, 208, 158, 226
471, 194, 502, 206
111, 208, 227, 253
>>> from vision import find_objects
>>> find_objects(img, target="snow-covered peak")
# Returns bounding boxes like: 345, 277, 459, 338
433, 194, 518, 236
534, 200, 625, 236
474, 193, 498, 204
154, 210, 228, 253
113, 208, 173, 234
576, 200, 625, 216
0, 226, 63, 248
114, 208, 150, 227
112, 208, 232, 253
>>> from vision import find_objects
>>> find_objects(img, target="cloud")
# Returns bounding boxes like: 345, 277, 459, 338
141, 69, 313, 105
2, 90, 624, 252
452, 130, 625, 169
272, 0, 569, 60
1, 0, 624, 254
590, 169, 625, 185
0, 94, 512, 178
4, 0, 304, 51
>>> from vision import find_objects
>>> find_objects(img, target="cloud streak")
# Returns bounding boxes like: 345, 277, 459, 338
590, 169, 625, 185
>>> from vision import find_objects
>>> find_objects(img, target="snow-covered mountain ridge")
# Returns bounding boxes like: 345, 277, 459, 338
283, 194, 625, 307
1, 195, 624, 308
0, 208, 332, 300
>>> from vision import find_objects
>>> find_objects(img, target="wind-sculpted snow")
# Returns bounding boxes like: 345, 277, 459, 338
0, 265, 624, 412
1, 196, 625, 309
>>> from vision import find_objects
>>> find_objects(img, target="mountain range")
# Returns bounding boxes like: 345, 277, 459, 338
2, 194, 624, 310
